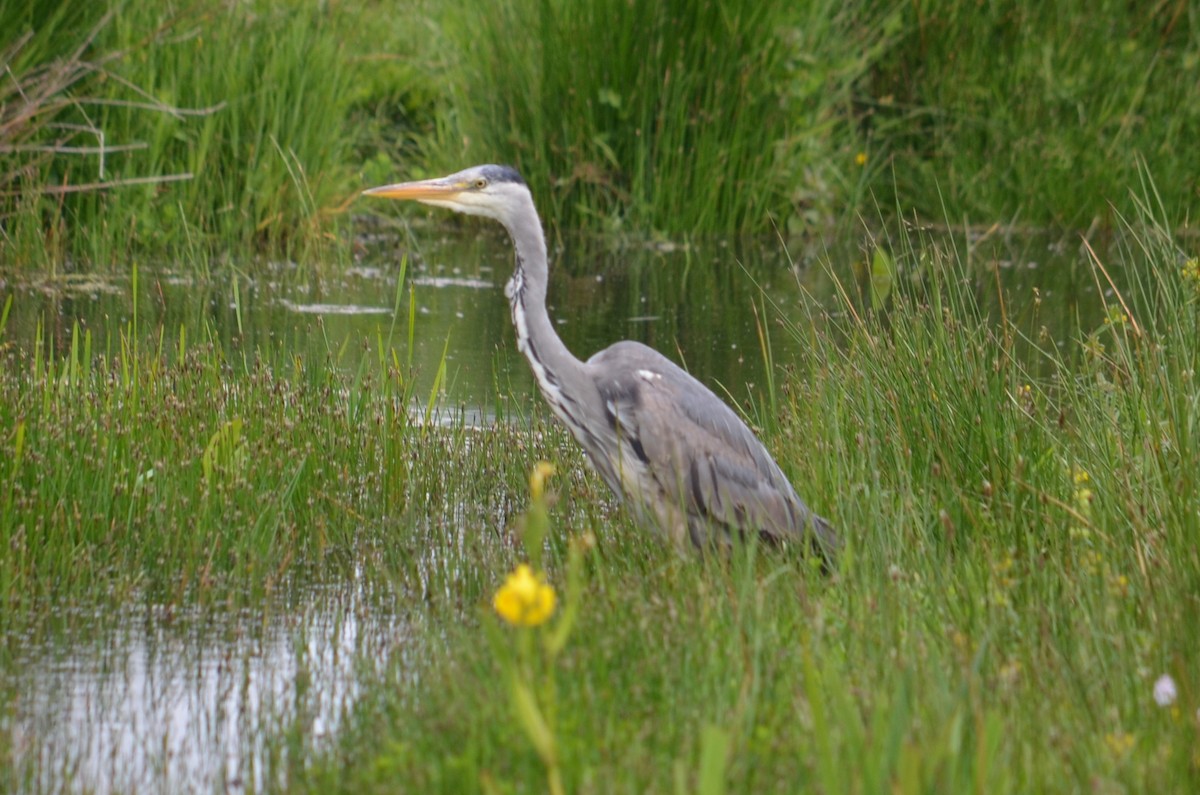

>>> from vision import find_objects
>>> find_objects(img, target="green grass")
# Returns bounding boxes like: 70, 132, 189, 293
866, 0, 1200, 227
433, 0, 887, 237
0, 261, 564, 626
4, 1, 1197, 268
0, 0, 437, 270
0, 309, 370, 614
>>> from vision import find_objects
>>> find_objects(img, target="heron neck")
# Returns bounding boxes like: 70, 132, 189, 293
503, 203, 584, 403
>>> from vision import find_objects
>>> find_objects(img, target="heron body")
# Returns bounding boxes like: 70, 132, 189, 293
365, 165, 838, 561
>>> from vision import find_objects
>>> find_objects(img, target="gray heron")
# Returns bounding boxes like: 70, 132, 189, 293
364, 165, 839, 563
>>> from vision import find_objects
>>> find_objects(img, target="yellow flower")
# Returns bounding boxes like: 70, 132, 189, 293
1104, 730, 1135, 759
854, 151, 868, 167
494, 564, 557, 627
530, 461, 556, 501
1183, 258, 1200, 299
1075, 487, 1094, 514
1181, 257, 1199, 282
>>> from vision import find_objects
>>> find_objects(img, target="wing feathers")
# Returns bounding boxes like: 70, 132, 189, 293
591, 342, 836, 557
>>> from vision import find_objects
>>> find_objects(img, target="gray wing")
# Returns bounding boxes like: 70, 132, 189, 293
587, 341, 838, 558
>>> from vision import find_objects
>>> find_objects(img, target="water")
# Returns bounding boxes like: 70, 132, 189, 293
4, 574, 404, 793
6, 233, 841, 415
0, 226, 1115, 792
4, 228, 1115, 417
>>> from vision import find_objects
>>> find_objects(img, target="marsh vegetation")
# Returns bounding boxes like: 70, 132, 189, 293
2, 0, 1199, 792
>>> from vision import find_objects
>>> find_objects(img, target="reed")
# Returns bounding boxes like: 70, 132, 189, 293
0, 0, 436, 269
435, 0, 882, 236
865, 0, 1200, 226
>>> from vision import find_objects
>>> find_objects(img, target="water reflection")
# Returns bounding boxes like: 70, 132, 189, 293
3, 575, 404, 794
277, 300, 393, 315
3, 228, 1118, 420
3, 232, 852, 416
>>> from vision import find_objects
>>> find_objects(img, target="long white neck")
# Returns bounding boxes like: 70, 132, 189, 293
500, 192, 587, 418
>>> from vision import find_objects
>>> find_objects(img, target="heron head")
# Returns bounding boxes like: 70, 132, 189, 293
363, 164, 530, 226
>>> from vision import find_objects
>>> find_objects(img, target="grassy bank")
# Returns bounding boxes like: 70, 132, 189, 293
433, 0, 886, 236
4, 1, 1196, 270
866, 0, 1200, 227
0, 0, 436, 270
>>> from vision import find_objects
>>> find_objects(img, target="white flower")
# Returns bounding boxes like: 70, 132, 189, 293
1153, 674, 1177, 707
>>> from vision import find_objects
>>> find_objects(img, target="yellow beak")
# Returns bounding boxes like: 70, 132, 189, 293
362, 177, 465, 201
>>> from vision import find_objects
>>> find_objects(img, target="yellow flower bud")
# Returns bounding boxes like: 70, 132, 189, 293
530, 461, 556, 501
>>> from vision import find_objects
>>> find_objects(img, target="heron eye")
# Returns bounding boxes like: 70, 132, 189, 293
474, 177, 488, 189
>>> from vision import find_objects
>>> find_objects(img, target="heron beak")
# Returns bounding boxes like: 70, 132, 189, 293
362, 177, 465, 202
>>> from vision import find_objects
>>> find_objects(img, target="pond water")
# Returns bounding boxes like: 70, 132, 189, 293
0, 224, 1116, 792
4, 225, 1108, 416
5, 574, 404, 793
